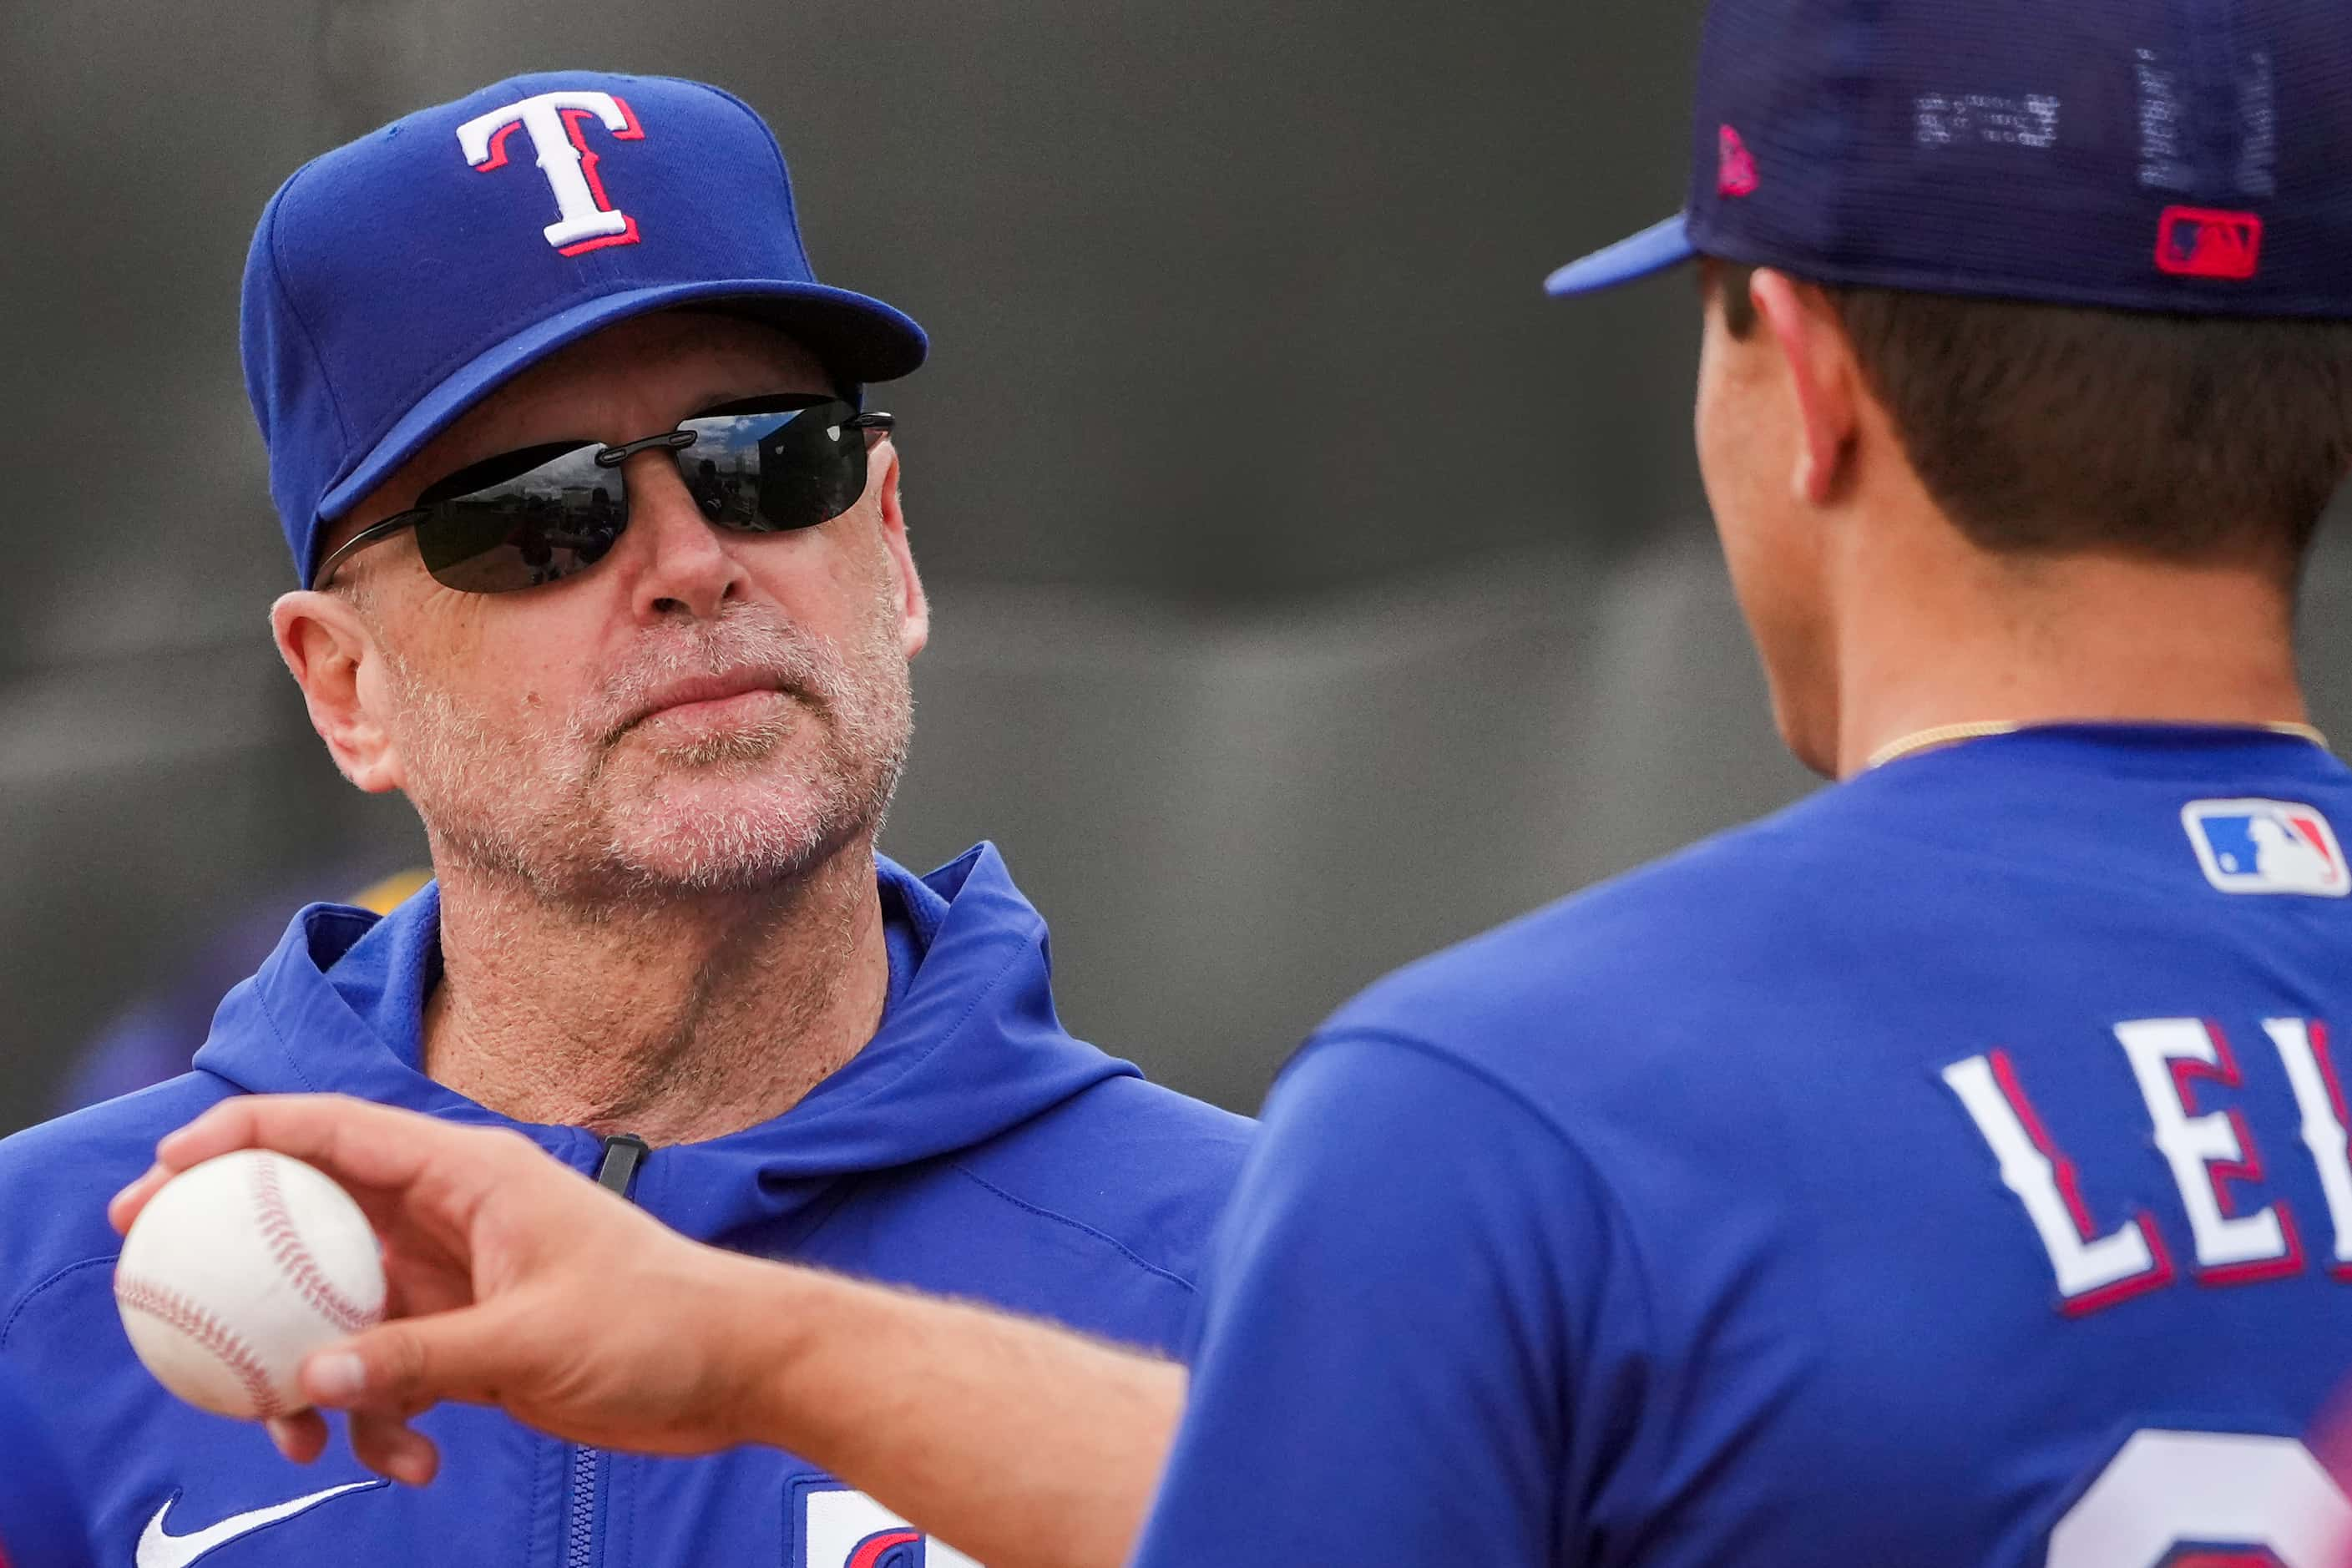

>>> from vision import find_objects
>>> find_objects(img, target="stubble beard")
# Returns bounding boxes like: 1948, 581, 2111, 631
385, 596, 913, 906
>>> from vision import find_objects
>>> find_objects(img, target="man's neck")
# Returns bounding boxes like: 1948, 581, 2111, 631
1829, 534, 2309, 779
420, 843, 891, 1146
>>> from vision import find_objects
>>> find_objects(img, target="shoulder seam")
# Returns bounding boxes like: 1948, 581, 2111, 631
946, 1162, 1197, 1295
2, 1255, 118, 1353
1296, 1026, 1600, 1156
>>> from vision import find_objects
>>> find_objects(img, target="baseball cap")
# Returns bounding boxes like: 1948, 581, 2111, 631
1545, 0, 2352, 321
242, 71, 927, 586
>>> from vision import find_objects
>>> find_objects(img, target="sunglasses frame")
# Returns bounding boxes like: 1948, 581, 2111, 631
309, 403, 896, 594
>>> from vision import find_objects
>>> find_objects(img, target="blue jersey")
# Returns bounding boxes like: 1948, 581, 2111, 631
1135, 726, 2352, 1567
0, 846, 1250, 1566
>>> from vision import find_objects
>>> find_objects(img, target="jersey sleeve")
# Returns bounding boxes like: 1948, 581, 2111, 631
1130, 1031, 1634, 1568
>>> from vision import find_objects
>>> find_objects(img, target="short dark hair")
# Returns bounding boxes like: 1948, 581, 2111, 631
1711, 262, 2352, 572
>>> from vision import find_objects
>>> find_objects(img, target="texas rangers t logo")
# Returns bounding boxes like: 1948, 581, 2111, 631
457, 90, 646, 255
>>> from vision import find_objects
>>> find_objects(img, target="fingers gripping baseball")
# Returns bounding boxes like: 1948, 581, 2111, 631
114, 1094, 760, 1481
308, 1303, 524, 1411
131, 1095, 537, 1257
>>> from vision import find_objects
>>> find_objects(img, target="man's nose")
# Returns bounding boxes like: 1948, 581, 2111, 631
616, 450, 746, 623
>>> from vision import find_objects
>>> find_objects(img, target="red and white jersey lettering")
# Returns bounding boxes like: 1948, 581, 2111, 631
1947, 1014, 2352, 1311
2268, 1018, 2352, 1273
1941, 1050, 2170, 1313
2114, 1019, 2302, 1282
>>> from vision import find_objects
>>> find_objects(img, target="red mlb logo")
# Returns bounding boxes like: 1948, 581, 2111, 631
2155, 206, 2264, 281
1717, 124, 1759, 198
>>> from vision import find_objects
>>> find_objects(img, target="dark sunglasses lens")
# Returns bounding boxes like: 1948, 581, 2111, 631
676, 400, 868, 534
412, 441, 625, 593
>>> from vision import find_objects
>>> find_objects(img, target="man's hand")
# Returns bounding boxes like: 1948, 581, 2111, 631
109, 1095, 770, 1487
111, 1093, 1183, 1568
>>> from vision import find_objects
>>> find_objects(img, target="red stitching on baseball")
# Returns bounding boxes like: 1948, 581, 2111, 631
251, 1156, 380, 1335
116, 1277, 282, 1418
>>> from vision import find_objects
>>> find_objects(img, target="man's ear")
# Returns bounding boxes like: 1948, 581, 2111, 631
871, 442, 930, 660
270, 591, 404, 793
1749, 270, 1864, 508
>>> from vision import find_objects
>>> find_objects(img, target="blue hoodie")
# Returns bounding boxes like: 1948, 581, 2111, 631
0, 844, 1250, 1565
0, 1363, 95, 1568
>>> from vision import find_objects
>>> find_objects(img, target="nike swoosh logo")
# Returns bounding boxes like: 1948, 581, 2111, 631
137, 1480, 382, 1568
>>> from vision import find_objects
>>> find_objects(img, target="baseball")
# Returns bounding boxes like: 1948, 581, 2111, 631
114, 1150, 387, 1420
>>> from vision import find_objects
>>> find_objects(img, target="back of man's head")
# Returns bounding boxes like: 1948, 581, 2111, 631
1549, 0, 2352, 574
1710, 265, 2352, 578
1545, 0, 2352, 771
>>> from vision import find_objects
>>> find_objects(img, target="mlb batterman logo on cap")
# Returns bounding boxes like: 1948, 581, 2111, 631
240, 71, 927, 587
1544, 0, 2352, 318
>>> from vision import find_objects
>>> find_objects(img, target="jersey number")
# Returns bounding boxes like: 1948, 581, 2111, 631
2050, 1430, 2351, 1565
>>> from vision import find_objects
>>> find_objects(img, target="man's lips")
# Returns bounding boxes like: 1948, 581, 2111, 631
619, 673, 795, 735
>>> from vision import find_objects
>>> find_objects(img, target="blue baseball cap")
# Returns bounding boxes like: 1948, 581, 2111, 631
242, 71, 927, 586
1545, 0, 2352, 321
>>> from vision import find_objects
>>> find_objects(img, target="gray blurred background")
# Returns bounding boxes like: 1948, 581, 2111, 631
7, 0, 2351, 1131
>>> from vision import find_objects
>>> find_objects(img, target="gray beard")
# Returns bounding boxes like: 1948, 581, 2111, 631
385, 599, 913, 907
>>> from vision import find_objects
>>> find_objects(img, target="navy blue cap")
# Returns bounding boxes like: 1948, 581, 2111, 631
1546, 0, 2352, 320
243, 71, 927, 586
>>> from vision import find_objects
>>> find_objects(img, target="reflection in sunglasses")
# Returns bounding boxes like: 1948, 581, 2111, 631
313, 401, 892, 594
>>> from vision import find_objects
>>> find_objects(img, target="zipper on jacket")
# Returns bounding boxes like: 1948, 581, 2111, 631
594, 1132, 649, 1197
564, 1444, 601, 1568
569, 1132, 649, 1566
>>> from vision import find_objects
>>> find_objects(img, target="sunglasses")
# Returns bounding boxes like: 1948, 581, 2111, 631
311, 395, 894, 594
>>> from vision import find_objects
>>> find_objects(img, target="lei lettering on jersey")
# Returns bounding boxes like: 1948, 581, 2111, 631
1945, 1017, 2352, 1313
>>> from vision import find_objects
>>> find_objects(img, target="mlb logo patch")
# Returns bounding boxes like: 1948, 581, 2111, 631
2155, 206, 2263, 281
2181, 799, 2349, 896
791, 1479, 982, 1566
1717, 125, 1759, 197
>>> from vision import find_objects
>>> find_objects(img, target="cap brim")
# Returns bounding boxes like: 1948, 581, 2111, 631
316, 277, 927, 524
1544, 214, 1697, 297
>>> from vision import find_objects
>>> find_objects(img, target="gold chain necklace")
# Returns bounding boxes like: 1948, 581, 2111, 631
1865, 719, 2331, 772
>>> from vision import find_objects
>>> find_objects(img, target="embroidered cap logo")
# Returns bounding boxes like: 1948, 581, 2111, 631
458, 89, 646, 255
2155, 205, 2264, 281
1718, 125, 1760, 198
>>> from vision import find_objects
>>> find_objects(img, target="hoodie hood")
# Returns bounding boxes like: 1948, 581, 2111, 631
190, 843, 1137, 1240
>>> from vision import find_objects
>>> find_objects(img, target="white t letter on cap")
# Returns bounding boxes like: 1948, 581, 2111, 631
458, 91, 644, 254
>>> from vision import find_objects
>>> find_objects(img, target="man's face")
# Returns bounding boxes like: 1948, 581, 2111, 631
1692, 265, 1838, 774
301, 310, 926, 900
